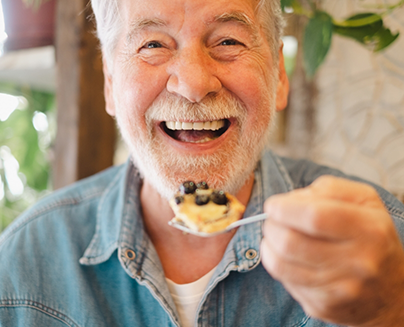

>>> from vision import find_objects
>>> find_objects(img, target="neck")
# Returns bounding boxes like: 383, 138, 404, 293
140, 174, 255, 283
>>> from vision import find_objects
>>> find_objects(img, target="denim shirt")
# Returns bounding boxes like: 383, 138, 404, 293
1, 150, 404, 327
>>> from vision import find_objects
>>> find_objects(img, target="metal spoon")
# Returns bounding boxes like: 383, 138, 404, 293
168, 213, 267, 237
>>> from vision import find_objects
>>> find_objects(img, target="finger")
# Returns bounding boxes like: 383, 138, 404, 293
260, 237, 339, 287
306, 175, 383, 208
262, 218, 347, 267
264, 195, 388, 240
260, 237, 371, 305
262, 216, 404, 282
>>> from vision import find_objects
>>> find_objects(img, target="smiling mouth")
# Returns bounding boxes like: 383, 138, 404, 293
161, 119, 230, 143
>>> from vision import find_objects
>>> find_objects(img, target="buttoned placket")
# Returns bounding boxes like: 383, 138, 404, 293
195, 162, 264, 326
194, 152, 296, 326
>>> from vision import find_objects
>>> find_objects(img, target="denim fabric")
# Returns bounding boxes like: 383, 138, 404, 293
1, 150, 403, 327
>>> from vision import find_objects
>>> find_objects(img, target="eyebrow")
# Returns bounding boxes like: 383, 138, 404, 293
126, 18, 167, 42
212, 11, 260, 38
214, 11, 254, 26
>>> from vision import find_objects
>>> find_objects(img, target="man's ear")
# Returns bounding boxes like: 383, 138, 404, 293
103, 58, 116, 117
275, 44, 289, 112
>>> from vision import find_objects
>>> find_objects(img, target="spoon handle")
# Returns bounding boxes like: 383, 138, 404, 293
226, 213, 267, 229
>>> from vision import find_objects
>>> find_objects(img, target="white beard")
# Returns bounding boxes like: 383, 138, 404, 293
116, 92, 276, 200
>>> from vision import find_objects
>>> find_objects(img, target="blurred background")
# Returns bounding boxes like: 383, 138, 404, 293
0, 0, 56, 230
0, 0, 403, 232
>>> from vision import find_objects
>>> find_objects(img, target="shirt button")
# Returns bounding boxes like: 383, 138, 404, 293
125, 249, 136, 261
245, 249, 257, 260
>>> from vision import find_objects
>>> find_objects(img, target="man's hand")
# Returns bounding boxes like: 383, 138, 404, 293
260, 175, 404, 326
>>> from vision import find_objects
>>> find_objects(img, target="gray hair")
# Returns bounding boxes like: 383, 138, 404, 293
90, 0, 284, 66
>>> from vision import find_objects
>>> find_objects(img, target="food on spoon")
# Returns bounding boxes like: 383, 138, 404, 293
169, 181, 245, 233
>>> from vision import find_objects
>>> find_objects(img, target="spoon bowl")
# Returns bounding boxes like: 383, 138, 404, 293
168, 213, 267, 237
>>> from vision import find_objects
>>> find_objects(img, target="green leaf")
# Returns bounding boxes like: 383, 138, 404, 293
333, 13, 400, 52
303, 11, 333, 77
334, 13, 383, 28
281, 0, 294, 11
371, 28, 399, 52
280, 0, 305, 14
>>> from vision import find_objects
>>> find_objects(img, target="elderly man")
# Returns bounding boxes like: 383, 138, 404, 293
1, 0, 404, 326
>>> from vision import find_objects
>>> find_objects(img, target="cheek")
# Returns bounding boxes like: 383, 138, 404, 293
223, 52, 275, 109
114, 62, 169, 124
225, 69, 274, 128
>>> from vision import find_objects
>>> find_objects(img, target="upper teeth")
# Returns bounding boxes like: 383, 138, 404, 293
165, 120, 225, 131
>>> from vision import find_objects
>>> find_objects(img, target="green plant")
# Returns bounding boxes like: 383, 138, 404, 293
0, 83, 55, 232
281, 0, 403, 76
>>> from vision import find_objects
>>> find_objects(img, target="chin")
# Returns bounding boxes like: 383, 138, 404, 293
129, 129, 268, 200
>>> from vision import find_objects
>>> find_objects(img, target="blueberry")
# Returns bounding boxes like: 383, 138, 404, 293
196, 181, 209, 190
175, 196, 184, 205
210, 190, 228, 205
179, 181, 196, 194
195, 194, 210, 206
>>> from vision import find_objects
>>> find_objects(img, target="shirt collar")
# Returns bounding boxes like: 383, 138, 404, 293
79, 159, 145, 266
80, 150, 295, 274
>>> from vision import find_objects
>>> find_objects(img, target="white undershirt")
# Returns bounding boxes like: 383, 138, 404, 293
166, 267, 216, 327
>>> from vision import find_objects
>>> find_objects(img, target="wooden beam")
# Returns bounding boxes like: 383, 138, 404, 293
283, 14, 317, 159
53, 0, 115, 189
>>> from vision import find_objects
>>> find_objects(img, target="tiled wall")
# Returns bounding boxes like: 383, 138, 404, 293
312, 1, 404, 202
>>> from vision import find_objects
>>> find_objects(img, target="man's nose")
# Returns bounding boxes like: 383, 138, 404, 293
166, 47, 222, 103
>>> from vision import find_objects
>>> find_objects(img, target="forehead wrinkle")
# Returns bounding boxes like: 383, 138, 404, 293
126, 18, 167, 43
212, 11, 260, 39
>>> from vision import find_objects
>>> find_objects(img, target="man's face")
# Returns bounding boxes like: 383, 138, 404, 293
104, 0, 288, 199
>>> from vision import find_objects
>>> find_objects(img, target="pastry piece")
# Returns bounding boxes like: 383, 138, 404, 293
169, 181, 245, 233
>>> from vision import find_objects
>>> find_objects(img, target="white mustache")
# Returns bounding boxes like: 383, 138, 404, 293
145, 93, 247, 129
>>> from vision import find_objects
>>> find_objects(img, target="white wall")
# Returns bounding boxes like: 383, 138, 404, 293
312, 0, 404, 201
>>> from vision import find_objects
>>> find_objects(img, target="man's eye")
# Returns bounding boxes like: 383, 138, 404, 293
143, 41, 163, 49
220, 39, 240, 46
